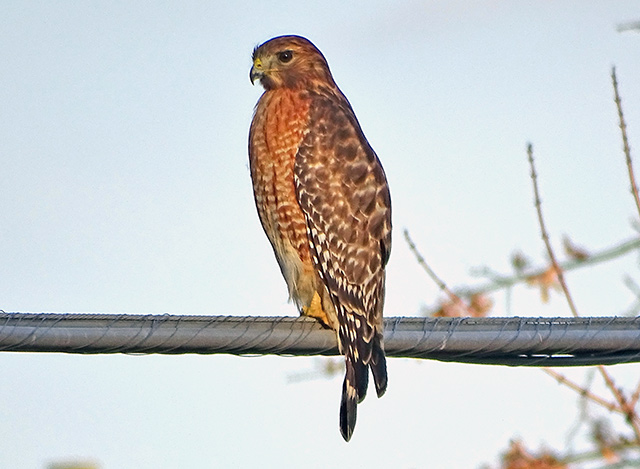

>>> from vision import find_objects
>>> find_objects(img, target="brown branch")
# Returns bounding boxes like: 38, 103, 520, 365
630, 377, 640, 409
543, 368, 619, 414
604, 70, 640, 443
612, 67, 640, 219
563, 441, 640, 465
527, 143, 580, 317
599, 365, 640, 441
458, 237, 640, 298
403, 228, 462, 304
528, 144, 640, 442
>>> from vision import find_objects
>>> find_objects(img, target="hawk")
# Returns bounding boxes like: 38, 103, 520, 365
248, 35, 392, 441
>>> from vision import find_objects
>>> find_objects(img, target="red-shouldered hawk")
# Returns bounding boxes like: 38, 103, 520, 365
249, 35, 391, 442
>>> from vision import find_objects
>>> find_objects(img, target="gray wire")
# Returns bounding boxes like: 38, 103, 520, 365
0, 312, 639, 366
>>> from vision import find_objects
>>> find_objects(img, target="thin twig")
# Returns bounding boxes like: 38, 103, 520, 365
612, 67, 640, 219
543, 368, 619, 414
529, 144, 640, 442
622, 276, 640, 316
461, 237, 640, 297
603, 72, 640, 441
599, 365, 640, 441
630, 377, 640, 409
563, 442, 640, 465
526, 145, 640, 442
565, 369, 596, 452
403, 229, 462, 304
527, 143, 580, 317
469, 237, 638, 297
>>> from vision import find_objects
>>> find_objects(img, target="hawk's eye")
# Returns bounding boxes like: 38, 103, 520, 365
278, 50, 293, 63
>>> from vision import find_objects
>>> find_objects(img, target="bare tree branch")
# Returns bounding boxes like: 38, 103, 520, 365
543, 368, 620, 415
403, 228, 463, 305
527, 143, 580, 317
599, 364, 640, 441
630, 376, 640, 409
462, 237, 640, 298
612, 67, 640, 220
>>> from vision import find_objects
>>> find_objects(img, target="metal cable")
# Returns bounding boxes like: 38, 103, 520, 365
0, 312, 639, 366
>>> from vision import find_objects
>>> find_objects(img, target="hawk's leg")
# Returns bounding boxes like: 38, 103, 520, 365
302, 291, 332, 329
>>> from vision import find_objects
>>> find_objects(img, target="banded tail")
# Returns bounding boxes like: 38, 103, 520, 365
339, 333, 387, 441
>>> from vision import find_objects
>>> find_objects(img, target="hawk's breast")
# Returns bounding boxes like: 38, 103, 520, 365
249, 89, 316, 302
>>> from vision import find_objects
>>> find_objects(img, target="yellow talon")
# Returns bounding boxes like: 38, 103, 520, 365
302, 291, 331, 328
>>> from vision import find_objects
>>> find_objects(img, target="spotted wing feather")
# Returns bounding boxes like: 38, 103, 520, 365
294, 93, 391, 441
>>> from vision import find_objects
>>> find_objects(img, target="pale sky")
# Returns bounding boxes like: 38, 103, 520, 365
1, 1, 639, 468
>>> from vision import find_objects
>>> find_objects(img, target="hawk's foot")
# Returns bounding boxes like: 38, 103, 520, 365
302, 292, 332, 329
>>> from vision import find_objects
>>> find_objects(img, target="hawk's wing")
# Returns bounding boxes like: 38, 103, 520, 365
293, 92, 391, 441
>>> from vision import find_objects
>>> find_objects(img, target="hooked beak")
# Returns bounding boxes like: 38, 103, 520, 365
250, 57, 263, 85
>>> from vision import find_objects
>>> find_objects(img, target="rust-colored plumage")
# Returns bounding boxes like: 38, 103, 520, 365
248, 35, 392, 441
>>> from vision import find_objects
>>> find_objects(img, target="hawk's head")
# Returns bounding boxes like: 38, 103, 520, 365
250, 35, 335, 91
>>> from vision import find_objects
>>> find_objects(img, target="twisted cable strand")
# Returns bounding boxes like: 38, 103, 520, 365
1, 313, 639, 366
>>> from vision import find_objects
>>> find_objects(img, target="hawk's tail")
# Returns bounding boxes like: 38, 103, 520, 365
339, 354, 366, 442
339, 334, 387, 442
370, 335, 387, 398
